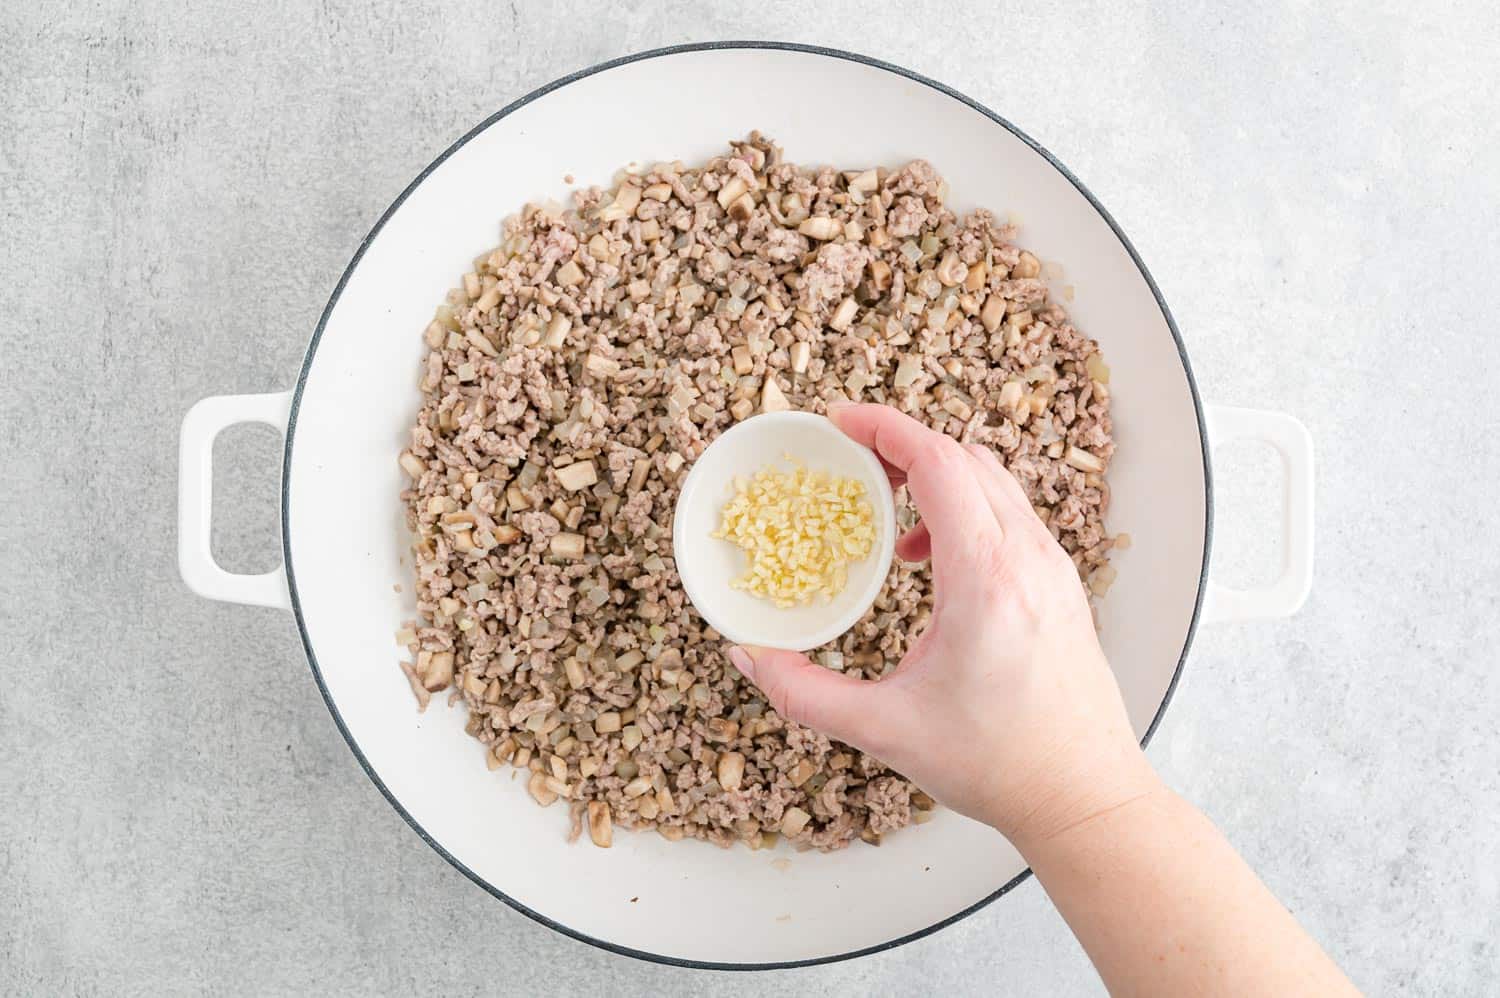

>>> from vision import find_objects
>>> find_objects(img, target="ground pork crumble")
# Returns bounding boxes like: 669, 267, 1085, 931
395, 133, 1116, 852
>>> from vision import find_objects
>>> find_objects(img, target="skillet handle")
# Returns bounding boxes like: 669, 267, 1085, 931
1202, 405, 1315, 623
178, 391, 294, 609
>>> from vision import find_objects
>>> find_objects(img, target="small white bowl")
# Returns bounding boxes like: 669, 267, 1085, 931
672, 411, 897, 651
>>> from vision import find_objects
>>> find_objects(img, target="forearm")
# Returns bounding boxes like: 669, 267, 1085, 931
1015, 780, 1357, 997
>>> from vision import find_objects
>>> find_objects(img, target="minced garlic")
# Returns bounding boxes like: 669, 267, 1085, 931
712, 464, 876, 607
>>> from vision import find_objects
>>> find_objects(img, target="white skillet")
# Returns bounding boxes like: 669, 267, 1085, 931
178, 42, 1314, 969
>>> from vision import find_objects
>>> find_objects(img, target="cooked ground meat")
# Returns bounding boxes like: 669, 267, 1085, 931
397, 134, 1116, 851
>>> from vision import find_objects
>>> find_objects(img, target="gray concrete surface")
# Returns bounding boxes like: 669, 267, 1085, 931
3, 1, 1498, 994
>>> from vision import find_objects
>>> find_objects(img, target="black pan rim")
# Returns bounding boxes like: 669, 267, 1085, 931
279, 38, 1213, 973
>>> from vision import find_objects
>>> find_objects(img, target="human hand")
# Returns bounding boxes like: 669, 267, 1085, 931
726, 403, 1159, 846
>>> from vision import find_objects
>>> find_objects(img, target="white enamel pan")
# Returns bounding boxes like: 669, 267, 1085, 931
178, 42, 1314, 969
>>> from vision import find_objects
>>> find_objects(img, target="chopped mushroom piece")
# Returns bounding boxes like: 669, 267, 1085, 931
598, 183, 641, 222
716, 176, 749, 210
555, 259, 584, 286
399, 661, 431, 710
584, 353, 621, 379
728, 193, 755, 222
963, 260, 988, 292
627, 457, 651, 493
797, 216, 842, 240
847, 169, 878, 193
398, 451, 426, 478
544, 313, 571, 348
780, 806, 812, 836
587, 801, 613, 847
528, 771, 559, 806
1065, 446, 1106, 473
474, 285, 501, 312
550, 532, 586, 559
980, 294, 1006, 333
789, 340, 810, 374
465, 327, 499, 356
555, 460, 598, 492
936, 252, 968, 287
787, 759, 817, 787
997, 379, 1025, 413
828, 298, 858, 332
421, 651, 454, 692
760, 376, 791, 413
893, 354, 923, 389
717, 751, 746, 792
941, 394, 974, 420
705, 717, 739, 742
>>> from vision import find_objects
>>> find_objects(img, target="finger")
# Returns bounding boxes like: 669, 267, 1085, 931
963, 444, 1054, 546
960, 446, 1011, 533
829, 404, 999, 563
895, 522, 932, 562
964, 443, 1034, 516
876, 455, 908, 490
963, 443, 1041, 538
728, 645, 899, 750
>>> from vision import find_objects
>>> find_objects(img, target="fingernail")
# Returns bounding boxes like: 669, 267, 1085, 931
826, 400, 854, 417
727, 645, 755, 680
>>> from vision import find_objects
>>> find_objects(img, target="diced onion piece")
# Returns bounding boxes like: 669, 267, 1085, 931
829, 297, 858, 332
1085, 353, 1111, 384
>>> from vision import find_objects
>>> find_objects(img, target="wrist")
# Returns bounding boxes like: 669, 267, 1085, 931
993, 740, 1164, 855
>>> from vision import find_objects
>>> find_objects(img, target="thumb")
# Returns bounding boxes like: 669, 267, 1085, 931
728, 645, 888, 748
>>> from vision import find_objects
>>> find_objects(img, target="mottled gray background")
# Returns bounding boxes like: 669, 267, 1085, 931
3, 0, 1498, 994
